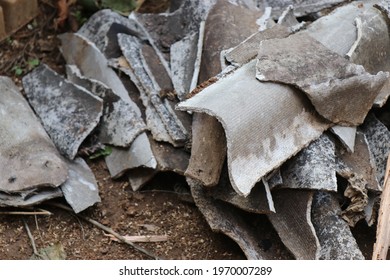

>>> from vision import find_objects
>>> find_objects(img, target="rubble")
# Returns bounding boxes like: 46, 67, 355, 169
3, 0, 390, 260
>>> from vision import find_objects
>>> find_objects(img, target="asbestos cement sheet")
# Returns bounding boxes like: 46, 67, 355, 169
360, 113, 390, 189
281, 134, 337, 191
188, 178, 265, 260
199, 0, 261, 83
330, 125, 356, 153
77, 9, 144, 53
311, 191, 364, 260
208, 166, 275, 214
65, 65, 146, 147
256, 32, 388, 126
177, 60, 330, 196
0, 188, 63, 207
0, 77, 68, 193
225, 25, 291, 67
268, 189, 319, 260
59, 32, 156, 177
259, 0, 348, 17
22, 64, 103, 160
185, 113, 226, 187
61, 157, 101, 213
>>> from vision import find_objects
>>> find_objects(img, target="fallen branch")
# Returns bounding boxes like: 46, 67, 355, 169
23, 219, 43, 258
47, 202, 162, 260
373, 153, 390, 260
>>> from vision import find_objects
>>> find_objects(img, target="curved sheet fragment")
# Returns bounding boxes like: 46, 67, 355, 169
22, 64, 103, 160
256, 32, 388, 125
281, 133, 337, 191
0, 188, 63, 207
177, 60, 330, 196
188, 178, 264, 260
0, 77, 68, 193
268, 189, 320, 260
311, 191, 364, 260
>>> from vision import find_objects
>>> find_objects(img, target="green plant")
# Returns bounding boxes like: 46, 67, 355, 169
89, 146, 113, 159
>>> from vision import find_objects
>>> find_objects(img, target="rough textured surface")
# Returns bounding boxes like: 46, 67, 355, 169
66, 64, 147, 147
61, 158, 101, 213
178, 60, 330, 196
360, 114, 390, 188
281, 134, 337, 191
268, 189, 319, 260
22, 64, 103, 159
0, 76, 68, 193
185, 113, 226, 187
311, 191, 365, 260
256, 32, 388, 125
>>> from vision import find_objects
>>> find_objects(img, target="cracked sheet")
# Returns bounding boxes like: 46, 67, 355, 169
177, 60, 330, 196
65, 64, 146, 147
59, 32, 157, 178
281, 133, 337, 191
23, 64, 103, 160
0, 77, 68, 193
256, 32, 388, 126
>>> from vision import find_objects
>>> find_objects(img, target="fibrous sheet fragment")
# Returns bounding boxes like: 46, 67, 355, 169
178, 60, 330, 196
256, 32, 388, 125
0, 76, 68, 193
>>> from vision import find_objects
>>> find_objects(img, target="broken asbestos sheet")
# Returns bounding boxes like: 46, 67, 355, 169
0, 76, 68, 194
256, 32, 389, 125
311, 191, 364, 260
23, 64, 103, 159
177, 60, 330, 196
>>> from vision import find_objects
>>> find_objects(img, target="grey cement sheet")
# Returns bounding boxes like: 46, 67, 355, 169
281, 134, 337, 191
61, 157, 101, 213
256, 32, 388, 126
311, 191, 364, 260
177, 60, 330, 196
330, 125, 356, 153
0, 76, 68, 193
65, 64, 146, 147
268, 189, 319, 260
0, 188, 63, 207
23, 64, 103, 159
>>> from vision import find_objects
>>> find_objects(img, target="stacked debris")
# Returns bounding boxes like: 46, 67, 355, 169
3, 0, 390, 259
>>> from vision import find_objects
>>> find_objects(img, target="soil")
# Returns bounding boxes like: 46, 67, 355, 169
0, 0, 246, 260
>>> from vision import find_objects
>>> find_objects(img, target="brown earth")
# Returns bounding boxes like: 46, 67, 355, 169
0, 0, 249, 260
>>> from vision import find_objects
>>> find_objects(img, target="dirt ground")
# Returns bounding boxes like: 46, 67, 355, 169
0, 0, 251, 260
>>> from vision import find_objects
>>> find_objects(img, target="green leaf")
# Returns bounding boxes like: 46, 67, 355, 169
89, 146, 113, 159
28, 58, 40, 69
101, 0, 137, 15
12, 66, 23, 76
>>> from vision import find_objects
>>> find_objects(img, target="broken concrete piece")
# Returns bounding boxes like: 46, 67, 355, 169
330, 125, 356, 153
22, 64, 103, 160
178, 60, 330, 196
256, 32, 388, 125
199, 0, 261, 83
360, 114, 390, 189
65, 64, 147, 147
281, 134, 337, 192
0, 188, 63, 207
311, 191, 365, 260
0, 76, 68, 193
268, 189, 319, 260
61, 157, 101, 213
185, 113, 226, 187
188, 178, 265, 260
